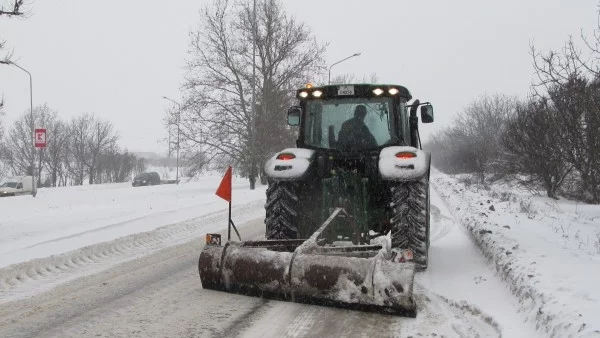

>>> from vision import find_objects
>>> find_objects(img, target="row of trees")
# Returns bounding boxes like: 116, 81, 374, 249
0, 104, 146, 187
1, 1, 147, 186
170, 0, 326, 186
429, 16, 600, 203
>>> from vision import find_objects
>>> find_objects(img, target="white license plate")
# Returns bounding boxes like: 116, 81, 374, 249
337, 85, 354, 96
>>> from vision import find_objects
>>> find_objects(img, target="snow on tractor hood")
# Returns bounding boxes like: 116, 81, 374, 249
265, 148, 316, 179
379, 146, 430, 181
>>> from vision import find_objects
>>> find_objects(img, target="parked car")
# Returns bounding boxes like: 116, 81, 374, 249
0, 176, 34, 197
132, 172, 161, 187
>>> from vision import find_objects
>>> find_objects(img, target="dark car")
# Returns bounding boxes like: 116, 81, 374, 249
132, 172, 161, 187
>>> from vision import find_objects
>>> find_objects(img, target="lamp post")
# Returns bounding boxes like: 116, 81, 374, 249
250, 0, 257, 190
1, 61, 36, 196
162, 96, 181, 185
328, 52, 361, 84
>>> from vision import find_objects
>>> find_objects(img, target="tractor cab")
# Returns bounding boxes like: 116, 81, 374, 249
287, 84, 434, 152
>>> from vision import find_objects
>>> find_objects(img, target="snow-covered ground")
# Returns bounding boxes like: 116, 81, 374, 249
0, 174, 264, 269
1, 170, 599, 337
0, 174, 267, 301
432, 170, 600, 338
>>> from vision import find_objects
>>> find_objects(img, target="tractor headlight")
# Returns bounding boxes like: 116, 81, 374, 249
312, 90, 323, 98
388, 88, 399, 95
299, 91, 309, 98
372, 88, 384, 96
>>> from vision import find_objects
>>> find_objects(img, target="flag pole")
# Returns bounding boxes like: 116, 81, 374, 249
228, 200, 232, 241
215, 165, 241, 241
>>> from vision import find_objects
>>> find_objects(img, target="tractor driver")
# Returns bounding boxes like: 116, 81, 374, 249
337, 104, 377, 150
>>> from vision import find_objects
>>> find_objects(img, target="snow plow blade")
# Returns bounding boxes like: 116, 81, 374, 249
198, 208, 417, 317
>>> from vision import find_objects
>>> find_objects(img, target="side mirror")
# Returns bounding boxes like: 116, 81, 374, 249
420, 104, 434, 123
287, 106, 301, 126
16, 183, 23, 190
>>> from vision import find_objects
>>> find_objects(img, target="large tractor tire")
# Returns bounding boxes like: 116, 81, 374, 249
389, 177, 430, 269
265, 180, 301, 239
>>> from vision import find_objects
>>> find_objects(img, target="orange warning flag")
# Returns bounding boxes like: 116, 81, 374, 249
215, 166, 232, 202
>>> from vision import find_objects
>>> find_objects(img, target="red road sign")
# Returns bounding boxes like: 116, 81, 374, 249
35, 128, 47, 148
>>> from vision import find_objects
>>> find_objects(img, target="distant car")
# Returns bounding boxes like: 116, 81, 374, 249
132, 172, 161, 187
0, 176, 34, 197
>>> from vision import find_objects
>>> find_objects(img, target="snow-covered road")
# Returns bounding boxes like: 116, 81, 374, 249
0, 176, 265, 269
0, 180, 546, 337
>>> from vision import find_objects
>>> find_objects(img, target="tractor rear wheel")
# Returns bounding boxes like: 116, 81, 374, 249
389, 177, 430, 269
265, 180, 301, 239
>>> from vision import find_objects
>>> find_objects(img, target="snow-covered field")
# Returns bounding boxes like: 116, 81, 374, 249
0, 170, 599, 337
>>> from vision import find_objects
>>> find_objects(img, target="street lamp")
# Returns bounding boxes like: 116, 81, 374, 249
328, 52, 361, 85
1, 60, 36, 197
250, 0, 257, 190
162, 96, 181, 185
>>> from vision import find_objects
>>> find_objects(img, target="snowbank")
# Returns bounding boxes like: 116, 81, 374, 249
433, 171, 600, 338
0, 199, 265, 304
0, 175, 265, 269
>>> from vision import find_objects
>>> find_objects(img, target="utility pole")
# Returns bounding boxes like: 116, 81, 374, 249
162, 96, 181, 184
168, 125, 171, 171
250, 0, 257, 190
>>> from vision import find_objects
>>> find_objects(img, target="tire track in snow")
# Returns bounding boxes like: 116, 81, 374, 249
383, 285, 502, 338
0, 200, 265, 304
425, 179, 543, 337
429, 203, 455, 243
230, 284, 501, 337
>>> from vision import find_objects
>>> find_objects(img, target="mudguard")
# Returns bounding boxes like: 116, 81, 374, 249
264, 148, 316, 180
379, 146, 430, 181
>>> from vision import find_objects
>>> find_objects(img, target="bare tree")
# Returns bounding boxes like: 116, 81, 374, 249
0, 0, 24, 16
5, 104, 53, 177
436, 94, 515, 183
501, 98, 573, 199
0, 100, 7, 181
67, 114, 93, 185
65, 114, 119, 185
96, 149, 142, 183
44, 118, 70, 187
1, 0, 26, 62
183, 151, 209, 178
182, 0, 326, 182
87, 117, 118, 184
531, 26, 600, 202
0, 96, 4, 142
428, 129, 479, 175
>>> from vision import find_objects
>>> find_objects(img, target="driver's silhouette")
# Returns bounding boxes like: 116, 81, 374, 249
337, 105, 377, 149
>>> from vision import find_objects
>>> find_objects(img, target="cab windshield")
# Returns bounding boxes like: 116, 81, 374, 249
303, 97, 396, 150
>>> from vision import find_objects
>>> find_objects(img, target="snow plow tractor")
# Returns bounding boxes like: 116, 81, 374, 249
199, 83, 434, 317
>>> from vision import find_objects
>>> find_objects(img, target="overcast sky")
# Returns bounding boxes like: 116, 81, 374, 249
0, 0, 597, 154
